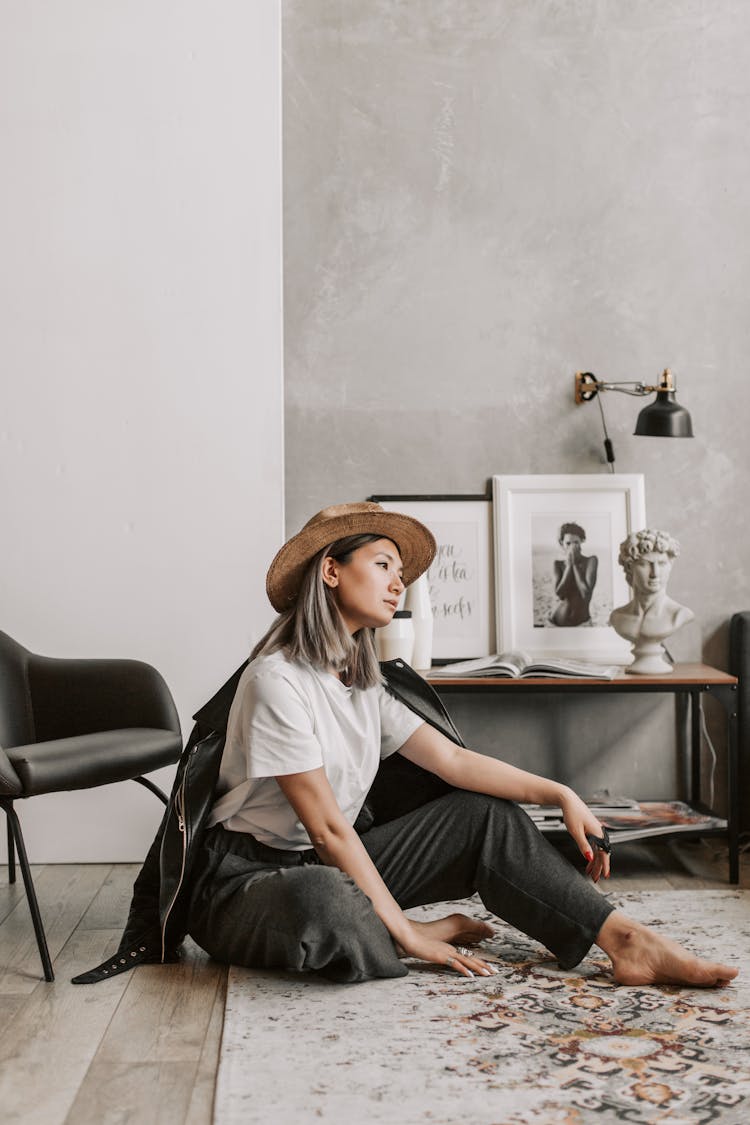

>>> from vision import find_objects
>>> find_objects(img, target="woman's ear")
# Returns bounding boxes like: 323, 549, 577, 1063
321, 556, 339, 589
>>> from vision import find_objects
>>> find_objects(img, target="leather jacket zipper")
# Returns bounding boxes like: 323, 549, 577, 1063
160, 762, 189, 963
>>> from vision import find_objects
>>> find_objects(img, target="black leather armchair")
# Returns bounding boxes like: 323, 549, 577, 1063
0, 630, 182, 981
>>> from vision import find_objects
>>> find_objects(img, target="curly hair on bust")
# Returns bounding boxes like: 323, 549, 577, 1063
618, 529, 680, 570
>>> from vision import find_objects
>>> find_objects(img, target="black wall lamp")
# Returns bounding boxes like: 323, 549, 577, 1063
574, 368, 693, 470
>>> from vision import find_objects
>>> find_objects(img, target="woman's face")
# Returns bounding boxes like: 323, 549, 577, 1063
324, 537, 405, 633
561, 533, 583, 554
629, 551, 673, 596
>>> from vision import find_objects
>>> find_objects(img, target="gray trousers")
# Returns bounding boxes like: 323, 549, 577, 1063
187, 791, 614, 983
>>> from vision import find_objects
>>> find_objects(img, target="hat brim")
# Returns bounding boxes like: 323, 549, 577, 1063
266, 510, 436, 613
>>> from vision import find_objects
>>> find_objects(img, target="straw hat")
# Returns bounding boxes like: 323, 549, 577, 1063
266, 501, 436, 613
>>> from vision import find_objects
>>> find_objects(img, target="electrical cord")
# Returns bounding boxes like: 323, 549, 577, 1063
595, 392, 616, 472
698, 698, 718, 810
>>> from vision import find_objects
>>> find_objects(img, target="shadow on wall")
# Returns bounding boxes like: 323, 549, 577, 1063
443, 691, 681, 806
705, 623, 731, 673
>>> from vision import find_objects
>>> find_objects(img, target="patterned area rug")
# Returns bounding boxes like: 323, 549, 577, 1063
214, 891, 749, 1124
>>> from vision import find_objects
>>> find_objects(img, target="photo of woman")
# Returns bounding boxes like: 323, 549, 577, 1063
550, 522, 598, 627
531, 514, 613, 629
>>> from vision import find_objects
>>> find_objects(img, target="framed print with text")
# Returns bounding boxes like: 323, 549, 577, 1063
369, 494, 495, 661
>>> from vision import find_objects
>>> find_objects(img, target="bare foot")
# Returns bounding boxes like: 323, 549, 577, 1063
596, 911, 739, 988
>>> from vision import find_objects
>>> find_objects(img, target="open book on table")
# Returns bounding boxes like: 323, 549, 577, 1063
522, 795, 727, 843
428, 651, 620, 680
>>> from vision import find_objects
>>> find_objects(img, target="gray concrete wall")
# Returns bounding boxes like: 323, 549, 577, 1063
282, 1, 749, 807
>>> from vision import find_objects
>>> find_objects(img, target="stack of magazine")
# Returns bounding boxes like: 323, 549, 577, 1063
428, 651, 620, 680
521, 793, 727, 843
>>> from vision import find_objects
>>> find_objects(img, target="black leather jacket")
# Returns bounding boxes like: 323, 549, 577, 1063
72, 660, 464, 984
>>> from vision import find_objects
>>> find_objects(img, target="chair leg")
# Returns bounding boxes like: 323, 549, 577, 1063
0, 799, 54, 982
133, 775, 169, 805
6, 811, 15, 883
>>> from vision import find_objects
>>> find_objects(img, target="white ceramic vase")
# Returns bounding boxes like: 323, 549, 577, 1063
404, 573, 434, 670
375, 610, 415, 664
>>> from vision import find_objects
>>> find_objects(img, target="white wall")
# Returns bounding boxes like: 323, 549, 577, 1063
1, 2, 284, 861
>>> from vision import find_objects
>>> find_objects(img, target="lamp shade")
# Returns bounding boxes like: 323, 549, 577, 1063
634, 390, 694, 437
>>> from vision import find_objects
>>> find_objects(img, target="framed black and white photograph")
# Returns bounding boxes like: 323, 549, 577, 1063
492, 474, 646, 662
369, 494, 495, 660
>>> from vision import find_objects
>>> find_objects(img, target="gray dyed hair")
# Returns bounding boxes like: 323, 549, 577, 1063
251, 533, 387, 689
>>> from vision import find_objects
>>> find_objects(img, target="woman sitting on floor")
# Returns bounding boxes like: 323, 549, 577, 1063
187, 502, 737, 988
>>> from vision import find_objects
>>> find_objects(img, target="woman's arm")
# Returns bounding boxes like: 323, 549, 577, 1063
556, 553, 598, 601
580, 555, 598, 598
277, 768, 413, 946
553, 557, 568, 597
276, 768, 495, 976
398, 724, 610, 881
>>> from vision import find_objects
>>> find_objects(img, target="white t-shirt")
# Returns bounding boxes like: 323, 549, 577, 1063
207, 650, 424, 850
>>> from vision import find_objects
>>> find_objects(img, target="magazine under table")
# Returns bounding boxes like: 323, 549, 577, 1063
426, 663, 741, 884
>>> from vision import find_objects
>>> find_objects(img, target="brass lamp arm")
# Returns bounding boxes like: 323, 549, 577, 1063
575, 368, 675, 405
597, 381, 654, 395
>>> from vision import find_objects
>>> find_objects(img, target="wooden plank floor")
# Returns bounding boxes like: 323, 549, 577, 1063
1, 842, 747, 1125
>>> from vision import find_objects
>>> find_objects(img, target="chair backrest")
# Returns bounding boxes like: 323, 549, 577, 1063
0, 631, 35, 749
1, 629, 182, 750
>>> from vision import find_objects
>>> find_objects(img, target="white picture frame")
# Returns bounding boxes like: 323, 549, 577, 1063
370, 495, 495, 660
492, 474, 646, 663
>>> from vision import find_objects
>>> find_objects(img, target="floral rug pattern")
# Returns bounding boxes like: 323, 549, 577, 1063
215, 891, 749, 1124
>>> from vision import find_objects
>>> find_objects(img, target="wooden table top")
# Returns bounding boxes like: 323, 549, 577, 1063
425, 663, 737, 688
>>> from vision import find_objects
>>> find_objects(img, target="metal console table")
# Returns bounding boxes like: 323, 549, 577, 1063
427, 663, 741, 883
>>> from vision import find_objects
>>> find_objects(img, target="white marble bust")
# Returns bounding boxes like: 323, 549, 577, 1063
610, 529, 694, 674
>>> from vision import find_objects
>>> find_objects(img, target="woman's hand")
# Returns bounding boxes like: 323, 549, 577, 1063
559, 787, 611, 882
397, 917, 499, 979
